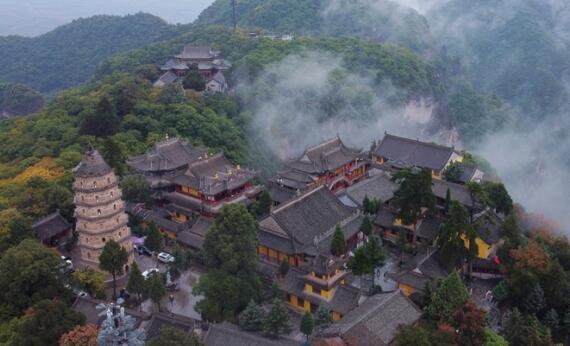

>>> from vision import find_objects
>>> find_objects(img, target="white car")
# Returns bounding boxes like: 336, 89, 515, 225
157, 252, 175, 264
142, 268, 159, 280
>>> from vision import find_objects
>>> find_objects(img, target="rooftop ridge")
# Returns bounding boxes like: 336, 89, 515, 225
271, 185, 328, 214
335, 290, 402, 332
306, 135, 340, 152
32, 209, 67, 228
382, 133, 455, 151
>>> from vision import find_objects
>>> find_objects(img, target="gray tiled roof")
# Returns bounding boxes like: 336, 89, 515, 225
431, 179, 472, 207
340, 171, 397, 206
316, 214, 364, 254
287, 137, 362, 174
387, 270, 432, 291
210, 71, 226, 84
127, 137, 207, 173
329, 285, 361, 315
474, 209, 503, 245
32, 210, 70, 241
154, 71, 179, 86
160, 59, 189, 71
264, 186, 353, 248
323, 291, 422, 346
270, 169, 315, 191
416, 217, 444, 242
73, 146, 112, 178
375, 133, 455, 171
203, 322, 298, 346
374, 207, 397, 228
266, 181, 298, 205
175, 45, 217, 60
257, 229, 295, 254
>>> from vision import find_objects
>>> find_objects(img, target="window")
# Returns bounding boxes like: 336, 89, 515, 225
119, 232, 122, 237
113, 204, 116, 210
107, 177, 111, 183
93, 181, 97, 188
81, 195, 84, 201
95, 196, 99, 203
87, 252, 91, 259
110, 191, 114, 197
86, 237, 89, 243
102, 238, 106, 243
116, 218, 119, 224
97, 209, 101, 215
80, 181, 84, 188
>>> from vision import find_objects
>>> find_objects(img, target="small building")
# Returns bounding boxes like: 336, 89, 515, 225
32, 210, 71, 247
319, 290, 422, 346
373, 133, 463, 179
257, 186, 364, 267
431, 178, 477, 213
205, 71, 228, 94
268, 137, 367, 205
279, 255, 360, 321
153, 71, 179, 88
389, 247, 448, 297
127, 137, 208, 190
201, 322, 298, 346
464, 209, 504, 259
163, 152, 260, 218
374, 206, 444, 246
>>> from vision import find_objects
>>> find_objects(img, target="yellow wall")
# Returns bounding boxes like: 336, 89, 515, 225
320, 288, 331, 299
172, 212, 190, 223
332, 312, 342, 321
303, 300, 311, 312
180, 185, 201, 198
304, 284, 313, 293
462, 235, 492, 259
290, 295, 298, 306
399, 283, 415, 297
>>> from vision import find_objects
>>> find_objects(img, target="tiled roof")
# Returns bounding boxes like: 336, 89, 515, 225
474, 209, 503, 245
323, 291, 422, 346
154, 71, 179, 86
287, 137, 362, 174
316, 214, 364, 254
431, 179, 472, 207
263, 186, 353, 249
373, 207, 397, 228
387, 270, 432, 291
329, 285, 361, 315
145, 312, 195, 340
203, 322, 298, 346
266, 181, 298, 205
375, 133, 455, 171
127, 137, 207, 172
210, 71, 226, 84
175, 45, 217, 60
257, 229, 295, 254
73, 146, 112, 178
160, 59, 189, 71
416, 217, 444, 242
32, 210, 70, 241
340, 171, 397, 206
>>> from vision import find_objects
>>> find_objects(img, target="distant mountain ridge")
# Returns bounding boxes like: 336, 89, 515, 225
0, 13, 190, 93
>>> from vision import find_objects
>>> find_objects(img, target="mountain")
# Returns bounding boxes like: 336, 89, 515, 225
0, 13, 189, 93
196, 0, 432, 53
0, 83, 44, 118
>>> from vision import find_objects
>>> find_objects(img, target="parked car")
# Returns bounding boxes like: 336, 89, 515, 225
135, 245, 152, 257
142, 268, 159, 280
157, 252, 175, 264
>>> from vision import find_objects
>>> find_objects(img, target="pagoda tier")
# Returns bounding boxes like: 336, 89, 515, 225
73, 146, 134, 268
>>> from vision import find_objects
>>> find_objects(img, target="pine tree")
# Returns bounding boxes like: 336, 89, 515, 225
524, 283, 546, 314
239, 300, 264, 332
444, 188, 451, 214
144, 223, 162, 253
502, 308, 527, 346
126, 261, 146, 310
426, 272, 469, 323
99, 240, 129, 300
362, 195, 371, 214
314, 304, 332, 331
300, 311, 314, 341
543, 308, 560, 333
359, 216, 373, 236
263, 299, 292, 339
330, 225, 345, 256
148, 274, 166, 312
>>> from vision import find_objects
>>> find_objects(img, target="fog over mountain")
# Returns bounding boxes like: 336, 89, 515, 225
0, 0, 215, 37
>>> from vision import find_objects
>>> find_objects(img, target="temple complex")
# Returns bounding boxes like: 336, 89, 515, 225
268, 137, 368, 205
73, 146, 134, 269
154, 45, 231, 92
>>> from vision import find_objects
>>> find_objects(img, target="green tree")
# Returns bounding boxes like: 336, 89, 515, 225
101, 137, 126, 176
443, 162, 464, 182
314, 304, 332, 331
426, 272, 470, 323
502, 308, 527, 346
148, 273, 166, 312
0, 239, 69, 321
465, 182, 488, 223
492, 281, 509, 302
99, 240, 129, 300
147, 326, 202, 346
262, 298, 291, 339
0, 215, 35, 253
359, 215, 373, 236
72, 268, 106, 299
483, 182, 513, 215
253, 190, 272, 217
44, 184, 74, 219
524, 283, 546, 314
279, 258, 290, 277
347, 236, 385, 292
120, 175, 152, 204
437, 201, 476, 271
483, 328, 508, 346
239, 300, 264, 332
453, 300, 486, 346
300, 311, 314, 341
330, 224, 345, 256
79, 97, 119, 137
543, 309, 559, 333
158, 84, 186, 104
9, 299, 85, 346
394, 325, 432, 346
392, 168, 436, 243
144, 223, 162, 253
126, 261, 146, 309
193, 204, 260, 321
444, 188, 451, 214
183, 70, 206, 91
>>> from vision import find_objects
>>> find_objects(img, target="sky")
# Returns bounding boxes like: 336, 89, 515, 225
0, 0, 215, 37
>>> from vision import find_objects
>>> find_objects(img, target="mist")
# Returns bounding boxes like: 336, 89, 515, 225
0, 0, 215, 37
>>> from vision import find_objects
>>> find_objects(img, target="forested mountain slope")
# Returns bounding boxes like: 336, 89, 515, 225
0, 13, 190, 93
0, 83, 44, 117
196, 0, 432, 53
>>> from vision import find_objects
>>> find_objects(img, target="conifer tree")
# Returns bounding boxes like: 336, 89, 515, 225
359, 215, 373, 236
144, 223, 162, 253
544, 308, 560, 332
426, 272, 469, 323
240, 300, 264, 332
524, 283, 546, 314
279, 258, 290, 277
148, 274, 166, 312
314, 304, 332, 331
126, 261, 146, 310
444, 188, 451, 214
99, 240, 129, 300
300, 311, 314, 341
330, 225, 345, 256
263, 299, 291, 339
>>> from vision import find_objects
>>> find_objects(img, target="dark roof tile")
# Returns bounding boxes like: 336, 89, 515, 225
375, 134, 455, 171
